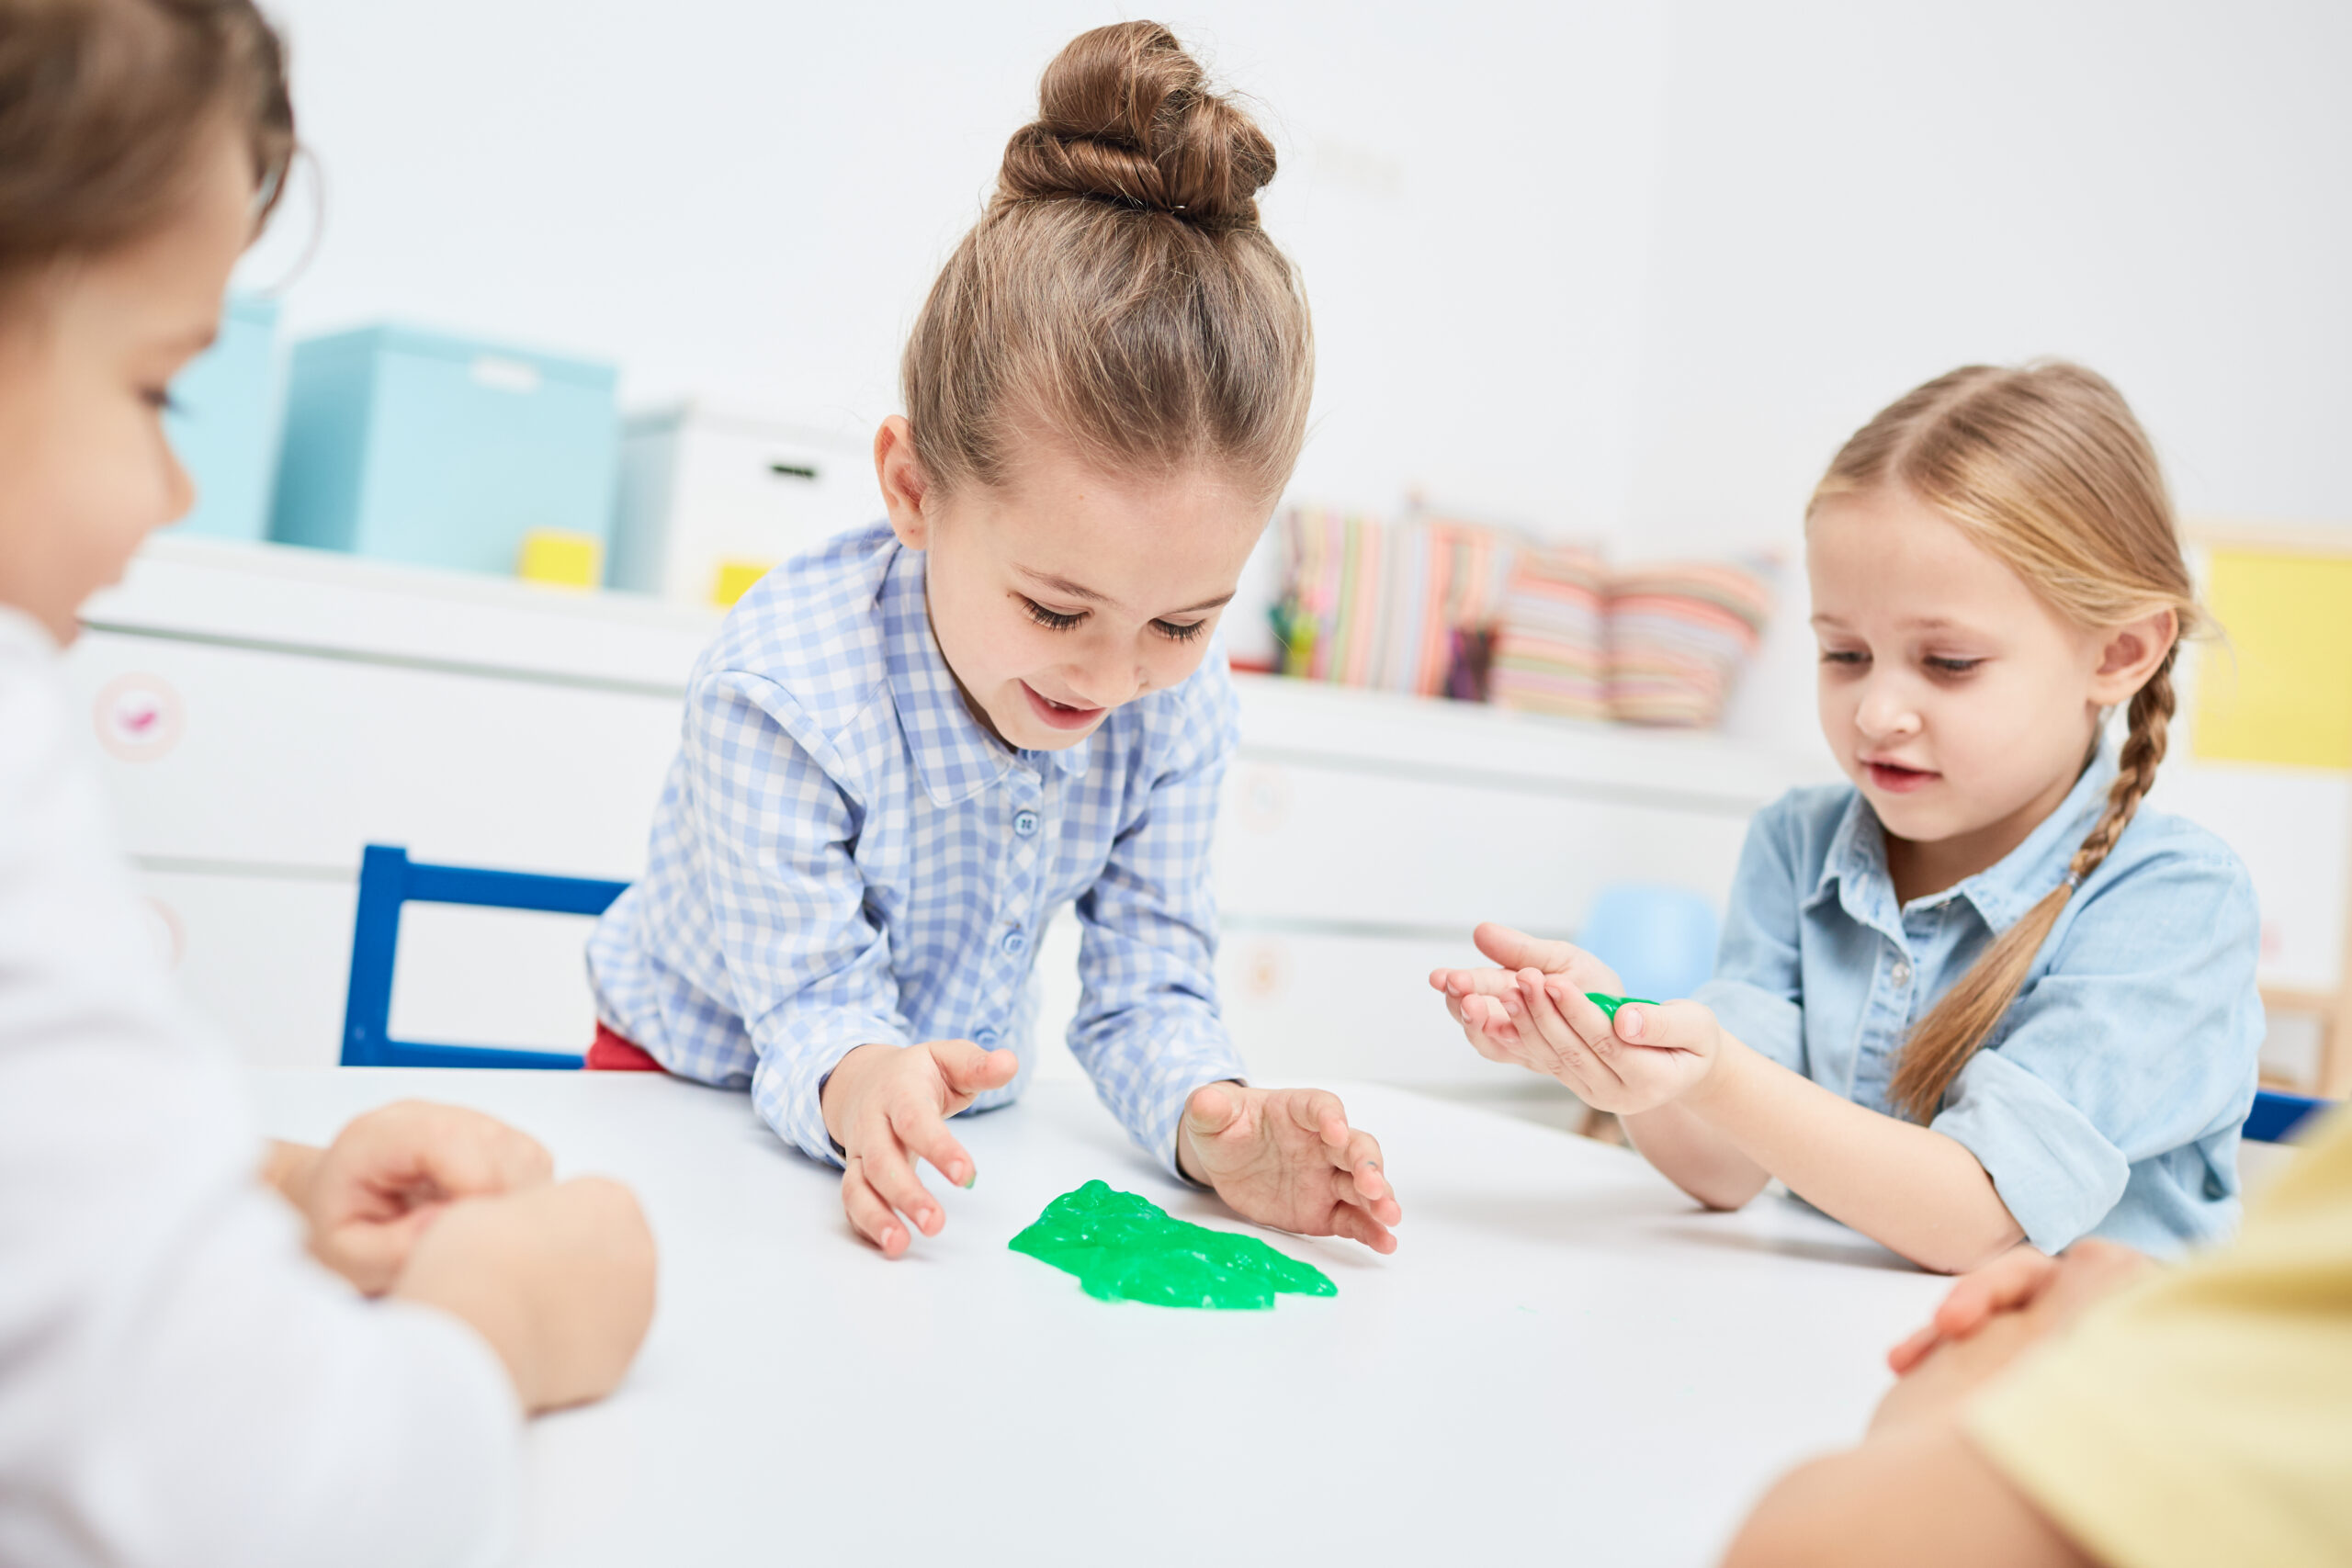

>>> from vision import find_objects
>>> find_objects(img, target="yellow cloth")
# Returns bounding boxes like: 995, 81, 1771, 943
1968, 1108, 2352, 1568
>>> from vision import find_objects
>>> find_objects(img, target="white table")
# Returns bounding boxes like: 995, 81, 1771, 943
252, 1070, 1949, 1568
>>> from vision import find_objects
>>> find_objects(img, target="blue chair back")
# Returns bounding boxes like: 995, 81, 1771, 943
340, 843, 628, 1069
1577, 883, 1720, 1003
2245, 1089, 2331, 1145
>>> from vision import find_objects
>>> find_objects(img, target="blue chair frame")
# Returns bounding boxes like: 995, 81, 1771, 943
340, 843, 628, 1070
2246, 1089, 2330, 1145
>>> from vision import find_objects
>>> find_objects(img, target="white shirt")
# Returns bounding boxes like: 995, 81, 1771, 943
0, 608, 522, 1568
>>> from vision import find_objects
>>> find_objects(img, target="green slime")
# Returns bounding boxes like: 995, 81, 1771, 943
1008, 1180, 1336, 1310
1584, 990, 1657, 1020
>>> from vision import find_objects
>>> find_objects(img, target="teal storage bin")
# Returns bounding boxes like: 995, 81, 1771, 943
269, 324, 618, 577
164, 293, 282, 540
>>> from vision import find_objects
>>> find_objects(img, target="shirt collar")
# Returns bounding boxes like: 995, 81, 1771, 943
879, 544, 1089, 808
1808, 750, 2120, 935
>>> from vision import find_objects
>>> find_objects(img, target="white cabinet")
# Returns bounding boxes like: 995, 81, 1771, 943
71, 536, 1832, 1083
608, 405, 878, 610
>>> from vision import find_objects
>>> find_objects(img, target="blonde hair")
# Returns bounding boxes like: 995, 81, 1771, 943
900, 20, 1313, 503
1809, 362, 2199, 1122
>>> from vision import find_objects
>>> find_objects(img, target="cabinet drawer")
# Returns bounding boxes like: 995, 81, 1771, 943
69, 632, 683, 877
1214, 759, 1750, 934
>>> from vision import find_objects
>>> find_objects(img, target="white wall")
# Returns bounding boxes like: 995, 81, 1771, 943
243, 0, 1672, 531
242, 0, 2352, 746
1619, 0, 2352, 745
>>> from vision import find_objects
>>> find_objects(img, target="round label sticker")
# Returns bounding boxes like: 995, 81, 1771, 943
1240, 939, 1287, 1001
94, 673, 183, 761
1237, 765, 1289, 833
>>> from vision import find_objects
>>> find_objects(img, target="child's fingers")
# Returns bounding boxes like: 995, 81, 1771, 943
1885, 1321, 1944, 1375
855, 1126, 944, 1238
1334, 1128, 1397, 1214
1438, 965, 1524, 1001
929, 1039, 1021, 1106
1326, 1199, 1397, 1254
1329, 1158, 1402, 1227
841, 1161, 910, 1258
1283, 1088, 1351, 1149
1931, 1247, 2055, 1337
1519, 971, 1610, 1080
888, 1100, 978, 1190
1472, 922, 1580, 975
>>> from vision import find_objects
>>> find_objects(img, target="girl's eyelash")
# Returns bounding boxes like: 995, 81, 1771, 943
1021, 597, 1086, 631
1819, 649, 1868, 665
1926, 657, 1984, 674
1153, 619, 1205, 643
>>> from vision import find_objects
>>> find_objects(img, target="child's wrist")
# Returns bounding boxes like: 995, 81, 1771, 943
819, 1043, 893, 1146
1680, 1028, 1747, 1120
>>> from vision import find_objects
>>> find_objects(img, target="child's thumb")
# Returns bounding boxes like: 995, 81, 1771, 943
1474, 921, 1575, 974
1183, 1081, 1241, 1139
936, 1039, 1020, 1091
1612, 998, 1703, 1047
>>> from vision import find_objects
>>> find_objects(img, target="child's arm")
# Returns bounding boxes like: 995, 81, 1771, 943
1518, 986, 2024, 1272
1069, 658, 1399, 1249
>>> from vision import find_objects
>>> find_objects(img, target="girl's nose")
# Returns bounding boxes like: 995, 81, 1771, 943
1854, 677, 1922, 741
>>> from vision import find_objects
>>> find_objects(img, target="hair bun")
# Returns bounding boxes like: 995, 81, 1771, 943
997, 21, 1275, 230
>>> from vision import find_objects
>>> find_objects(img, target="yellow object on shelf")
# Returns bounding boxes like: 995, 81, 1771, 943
2194, 548, 2352, 769
516, 528, 603, 590
712, 558, 775, 609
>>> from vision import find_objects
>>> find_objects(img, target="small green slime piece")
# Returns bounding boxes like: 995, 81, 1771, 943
1008, 1180, 1337, 1310
1584, 991, 1657, 1020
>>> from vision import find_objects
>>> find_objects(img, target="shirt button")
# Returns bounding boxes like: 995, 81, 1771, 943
1001, 929, 1029, 957
1891, 961, 1912, 987
975, 1027, 1001, 1048
1013, 809, 1039, 838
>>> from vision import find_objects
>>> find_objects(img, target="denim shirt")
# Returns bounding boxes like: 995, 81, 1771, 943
1694, 757, 2263, 1258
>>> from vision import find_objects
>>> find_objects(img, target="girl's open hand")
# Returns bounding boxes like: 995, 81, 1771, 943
1178, 1084, 1400, 1254
820, 1039, 1020, 1258
1429, 921, 1623, 1066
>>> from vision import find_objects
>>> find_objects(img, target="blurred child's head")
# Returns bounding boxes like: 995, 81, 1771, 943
877, 20, 1312, 750
0, 0, 292, 643
1805, 361, 2198, 1119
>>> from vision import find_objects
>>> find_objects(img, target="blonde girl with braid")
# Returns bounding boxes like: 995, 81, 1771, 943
1432, 362, 2261, 1273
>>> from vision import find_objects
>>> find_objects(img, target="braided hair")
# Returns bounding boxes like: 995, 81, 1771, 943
1808, 363, 2199, 1123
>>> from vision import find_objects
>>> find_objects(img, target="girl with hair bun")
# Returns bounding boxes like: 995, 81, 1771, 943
590, 22, 1403, 1258
1435, 362, 2261, 1273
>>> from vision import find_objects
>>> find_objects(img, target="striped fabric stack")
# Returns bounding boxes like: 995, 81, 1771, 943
1604, 559, 1776, 726
1487, 543, 1611, 719
1273, 506, 1516, 697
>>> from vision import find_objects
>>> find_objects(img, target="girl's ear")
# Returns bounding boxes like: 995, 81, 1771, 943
875, 416, 934, 550
2088, 606, 2178, 705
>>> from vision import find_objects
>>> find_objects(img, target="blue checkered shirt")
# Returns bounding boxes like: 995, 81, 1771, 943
586, 522, 1248, 1172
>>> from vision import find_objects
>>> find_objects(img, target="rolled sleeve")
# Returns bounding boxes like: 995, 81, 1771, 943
1693, 800, 1810, 1074
1933, 848, 2263, 1255
686, 671, 914, 1166
1935, 1046, 2132, 1252
1070, 662, 1250, 1174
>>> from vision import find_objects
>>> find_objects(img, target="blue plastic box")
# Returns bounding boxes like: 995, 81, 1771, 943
164, 293, 283, 540
269, 324, 618, 577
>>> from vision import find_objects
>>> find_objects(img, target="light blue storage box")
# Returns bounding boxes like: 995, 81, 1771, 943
164, 293, 282, 539
269, 324, 618, 576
